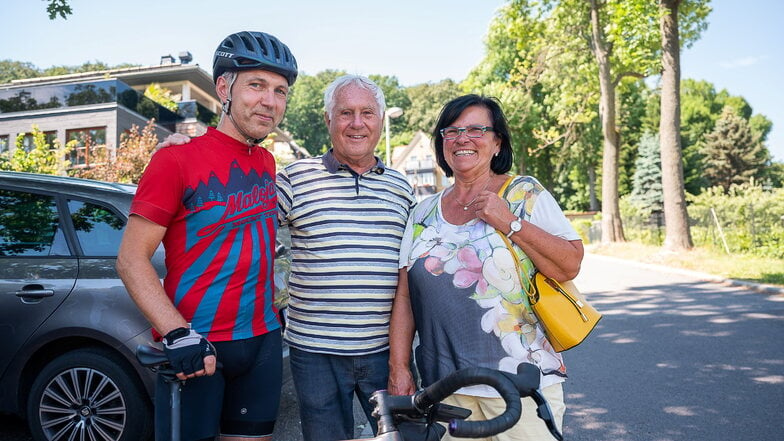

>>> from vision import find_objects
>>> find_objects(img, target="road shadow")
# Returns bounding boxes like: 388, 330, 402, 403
562, 280, 784, 441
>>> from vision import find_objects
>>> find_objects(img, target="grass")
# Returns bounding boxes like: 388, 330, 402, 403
586, 242, 784, 287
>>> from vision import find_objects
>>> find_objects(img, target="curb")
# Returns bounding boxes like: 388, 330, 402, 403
585, 252, 784, 296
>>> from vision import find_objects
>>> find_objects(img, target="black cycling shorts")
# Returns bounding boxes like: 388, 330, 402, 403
154, 329, 283, 441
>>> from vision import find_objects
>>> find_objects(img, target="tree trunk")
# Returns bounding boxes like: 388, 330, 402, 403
589, 0, 625, 243
588, 167, 599, 211
659, 0, 693, 250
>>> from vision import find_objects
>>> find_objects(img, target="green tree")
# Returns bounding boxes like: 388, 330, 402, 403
677, 79, 773, 195
71, 120, 159, 183
0, 60, 40, 83
403, 79, 462, 136
630, 132, 663, 212
281, 70, 345, 155
1, 59, 140, 85
0, 125, 70, 174
618, 79, 651, 196
584, 0, 689, 243
46, 0, 72, 20
761, 161, 784, 189
144, 83, 180, 112
702, 106, 769, 192
679, 79, 721, 193
658, 0, 710, 251
463, 0, 569, 186
368, 74, 412, 160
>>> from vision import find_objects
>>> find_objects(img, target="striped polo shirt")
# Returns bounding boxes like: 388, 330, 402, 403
277, 150, 416, 355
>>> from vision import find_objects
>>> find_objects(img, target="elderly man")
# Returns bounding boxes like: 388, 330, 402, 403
277, 75, 415, 441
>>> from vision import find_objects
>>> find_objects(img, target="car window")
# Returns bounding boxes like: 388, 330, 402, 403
67, 199, 126, 256
0, 188, 68, 257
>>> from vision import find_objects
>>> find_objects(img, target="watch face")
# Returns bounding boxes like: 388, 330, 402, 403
511, 219, 522, 231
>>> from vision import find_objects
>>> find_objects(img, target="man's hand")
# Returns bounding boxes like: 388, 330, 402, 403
162, 327, 217, 380
156, 133, 192, 150
388, 365, 416, 396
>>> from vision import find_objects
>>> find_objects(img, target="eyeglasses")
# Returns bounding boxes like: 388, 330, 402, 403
440, 125, 494, 140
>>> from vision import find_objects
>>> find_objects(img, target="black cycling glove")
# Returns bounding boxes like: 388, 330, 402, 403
162, 327, 215, 375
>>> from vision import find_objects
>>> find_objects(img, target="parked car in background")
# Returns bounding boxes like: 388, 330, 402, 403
0, 171, 163, 441
0, 171, 292, 441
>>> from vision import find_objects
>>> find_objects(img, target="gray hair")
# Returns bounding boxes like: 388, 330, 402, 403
220, 70, 237, 85
324, 74, 386, 119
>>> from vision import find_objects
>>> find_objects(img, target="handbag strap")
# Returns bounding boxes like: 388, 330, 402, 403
494, 176, 537, 305
497, 175, 514, 198
496, 227, 537, 305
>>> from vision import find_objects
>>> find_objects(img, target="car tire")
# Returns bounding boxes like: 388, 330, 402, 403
26, 347, 153, 441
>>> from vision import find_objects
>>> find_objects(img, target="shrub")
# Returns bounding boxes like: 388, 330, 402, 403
687, 182, 784, 259
617, 181, 783, 259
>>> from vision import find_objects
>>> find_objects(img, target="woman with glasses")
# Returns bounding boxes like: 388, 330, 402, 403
388, 94, 584, 440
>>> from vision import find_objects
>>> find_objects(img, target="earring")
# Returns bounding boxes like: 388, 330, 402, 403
494, 152, 499, 157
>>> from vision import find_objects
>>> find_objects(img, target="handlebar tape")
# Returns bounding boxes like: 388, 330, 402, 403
415, 367, 522, 438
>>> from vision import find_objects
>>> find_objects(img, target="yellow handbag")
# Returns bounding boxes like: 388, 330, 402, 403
526, 271, 602, 352
496, 176, 601, 352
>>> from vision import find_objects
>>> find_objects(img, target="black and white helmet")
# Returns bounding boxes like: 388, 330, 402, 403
212, 31, 298, 85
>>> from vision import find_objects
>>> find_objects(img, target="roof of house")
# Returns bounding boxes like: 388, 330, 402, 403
3, 63, 215, 97
392, 130, 431, 168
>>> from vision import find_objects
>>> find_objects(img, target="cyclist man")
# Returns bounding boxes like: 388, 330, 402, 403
117, 30, 297, 441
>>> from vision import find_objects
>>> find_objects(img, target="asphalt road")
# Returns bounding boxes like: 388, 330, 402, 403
561, 254, 784, 440
3, 253, 783, 440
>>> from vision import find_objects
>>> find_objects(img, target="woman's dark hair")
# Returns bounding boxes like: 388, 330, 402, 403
432, 94, 513, 177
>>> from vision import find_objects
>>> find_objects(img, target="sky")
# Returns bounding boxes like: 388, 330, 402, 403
2, 0, 782, 161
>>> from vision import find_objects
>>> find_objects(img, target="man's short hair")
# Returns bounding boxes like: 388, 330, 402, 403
324, 75, 386, 119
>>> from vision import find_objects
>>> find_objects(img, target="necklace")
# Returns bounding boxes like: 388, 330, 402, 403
453, 176, 492, 211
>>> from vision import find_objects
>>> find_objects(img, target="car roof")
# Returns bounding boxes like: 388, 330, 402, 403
0, 171, 137, 194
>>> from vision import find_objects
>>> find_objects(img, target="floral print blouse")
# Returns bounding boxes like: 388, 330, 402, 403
398, 175, 580, 396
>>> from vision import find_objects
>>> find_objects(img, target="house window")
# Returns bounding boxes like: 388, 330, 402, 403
66, 127, 107, 167
0, 135, 9, 154
21, 131, 57, 152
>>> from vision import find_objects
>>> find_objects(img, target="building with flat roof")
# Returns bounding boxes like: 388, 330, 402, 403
0, 57, 307, 171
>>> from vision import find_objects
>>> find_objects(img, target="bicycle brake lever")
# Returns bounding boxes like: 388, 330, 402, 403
531, 390, 564, 441
430, 402, 471, 422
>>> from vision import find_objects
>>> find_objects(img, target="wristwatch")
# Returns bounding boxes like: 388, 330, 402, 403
507, 217, 523, 237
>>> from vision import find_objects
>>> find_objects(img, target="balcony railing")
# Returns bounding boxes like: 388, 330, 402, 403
404, 159, 435, 172
0, 79, 183, 131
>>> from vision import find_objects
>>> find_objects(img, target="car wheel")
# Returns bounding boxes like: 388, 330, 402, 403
26, 348, 153, 441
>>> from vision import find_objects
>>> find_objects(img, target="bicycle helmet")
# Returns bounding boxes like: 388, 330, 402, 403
212, 31, 298, 85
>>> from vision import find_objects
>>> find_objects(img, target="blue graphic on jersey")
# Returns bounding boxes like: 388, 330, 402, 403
172, 161, 277, 338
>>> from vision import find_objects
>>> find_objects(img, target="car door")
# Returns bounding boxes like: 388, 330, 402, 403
0, 187, 78, 378
47, 197, 153, 342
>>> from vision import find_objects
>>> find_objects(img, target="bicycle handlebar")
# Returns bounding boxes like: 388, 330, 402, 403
416, 367, 522, 438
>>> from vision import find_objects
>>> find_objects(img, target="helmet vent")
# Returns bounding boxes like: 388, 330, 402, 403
271, 42, 281, 61
241, 35, 255, 52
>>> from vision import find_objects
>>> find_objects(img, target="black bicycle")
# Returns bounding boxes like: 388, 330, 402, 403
349, 363, 564, 441
137, 344, 563, 441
